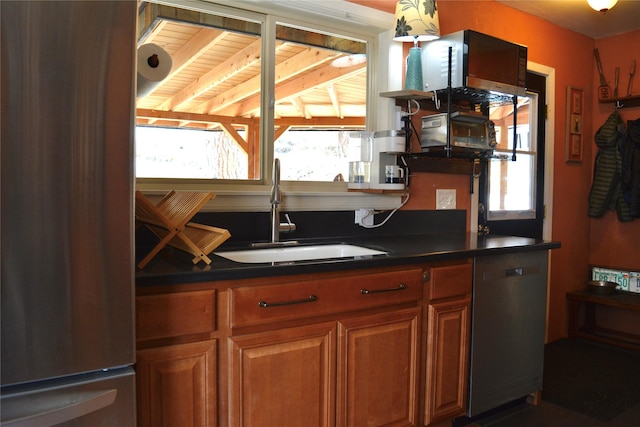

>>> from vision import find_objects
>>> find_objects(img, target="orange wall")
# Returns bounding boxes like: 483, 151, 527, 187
350, 0, 638, 342
590, 31, 640, 270
402, 172, 471, 213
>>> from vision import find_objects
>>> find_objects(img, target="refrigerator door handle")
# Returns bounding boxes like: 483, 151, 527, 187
1, 389, 117, 427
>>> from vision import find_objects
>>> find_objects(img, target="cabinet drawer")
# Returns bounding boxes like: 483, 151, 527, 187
137, 290, 216, 341
428, 263, 472, 300
230, 269, 423, 328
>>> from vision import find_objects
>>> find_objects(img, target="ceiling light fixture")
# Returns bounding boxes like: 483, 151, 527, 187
394, 0, 440, 91
587, 0, 618, 13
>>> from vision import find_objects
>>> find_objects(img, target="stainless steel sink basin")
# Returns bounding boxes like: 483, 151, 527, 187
214, 244, 386, 264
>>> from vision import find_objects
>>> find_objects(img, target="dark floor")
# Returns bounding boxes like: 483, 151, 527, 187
477, 400, 640, 427
465, 339, 640, 427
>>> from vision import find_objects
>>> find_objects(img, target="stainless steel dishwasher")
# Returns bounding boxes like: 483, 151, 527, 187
467, 250, 549, 417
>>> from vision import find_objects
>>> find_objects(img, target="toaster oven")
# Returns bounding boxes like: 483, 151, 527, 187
420, 111, 497, 153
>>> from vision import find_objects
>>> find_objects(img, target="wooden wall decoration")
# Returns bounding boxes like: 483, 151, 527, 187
566, 86, 584, 162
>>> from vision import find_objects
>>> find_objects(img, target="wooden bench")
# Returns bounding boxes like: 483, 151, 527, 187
567, 290, 640, 351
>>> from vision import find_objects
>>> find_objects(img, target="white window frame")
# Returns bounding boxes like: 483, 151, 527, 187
136, 0, 403, 212
487, 92, 539, 221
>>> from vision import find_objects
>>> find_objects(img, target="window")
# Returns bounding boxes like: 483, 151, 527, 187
135, 2, 369, 183
487, 95, 538, 220
275, 130, 352, 181
136, 126, 248, 179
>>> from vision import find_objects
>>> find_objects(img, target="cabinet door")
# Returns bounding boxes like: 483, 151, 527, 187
136, 340, 217, 427
337, 307, 420, 427
228, 322, 336, 427
424, 299, 470, 425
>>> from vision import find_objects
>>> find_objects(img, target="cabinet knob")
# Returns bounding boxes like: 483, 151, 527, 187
423, 271, 431, 282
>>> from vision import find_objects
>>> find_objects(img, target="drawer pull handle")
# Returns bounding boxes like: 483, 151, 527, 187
505, 268, 523, 277
361, 283, 407, 295
258, 295, 318, 308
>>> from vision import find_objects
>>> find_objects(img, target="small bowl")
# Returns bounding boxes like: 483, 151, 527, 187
587, 280, 618, 295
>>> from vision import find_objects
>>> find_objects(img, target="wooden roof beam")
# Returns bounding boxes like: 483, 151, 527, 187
326, 85, 342, 118
162, 28, 226, 83
228, 62, 365, 117
275, 117, 364, 127
137, 108, 255, 126
158, 37, 262, 112
199, 45, 339, 115
290, 97, 311, 119
220, 123, 249, 154
274, 124, 291, 141
136, 111, 364, 129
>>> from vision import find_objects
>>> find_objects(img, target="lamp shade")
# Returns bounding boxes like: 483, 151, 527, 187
587, 0, 618, 12
394, 0, 440, 42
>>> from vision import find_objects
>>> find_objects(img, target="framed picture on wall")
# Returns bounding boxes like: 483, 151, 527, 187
566, 86, 583, 162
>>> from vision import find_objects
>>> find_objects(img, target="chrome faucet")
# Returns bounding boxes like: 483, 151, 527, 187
270, 158, 296, 243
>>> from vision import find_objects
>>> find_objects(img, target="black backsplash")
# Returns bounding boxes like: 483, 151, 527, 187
136, 209, 466, 250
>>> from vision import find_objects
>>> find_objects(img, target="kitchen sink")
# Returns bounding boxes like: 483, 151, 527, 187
214, 244, 386, 264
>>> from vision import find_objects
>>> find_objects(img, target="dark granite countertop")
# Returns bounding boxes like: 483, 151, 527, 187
135, 232, 560, 287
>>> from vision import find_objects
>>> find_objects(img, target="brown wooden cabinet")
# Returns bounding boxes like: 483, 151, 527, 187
337, 307, 420, 427
424, 299, 470, 425
423, 263, 472, 426
135, 289, 218, 427
137, 340, 217, 427
135, 262, 474, 427
227, 267, 423, 427
228, 322, 336, 427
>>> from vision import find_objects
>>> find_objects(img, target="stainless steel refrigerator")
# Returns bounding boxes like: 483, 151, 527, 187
1, 1, 137, 425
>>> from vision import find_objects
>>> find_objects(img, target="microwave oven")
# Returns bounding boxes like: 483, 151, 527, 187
421, 30, 527, 97
420, 111, 497, 154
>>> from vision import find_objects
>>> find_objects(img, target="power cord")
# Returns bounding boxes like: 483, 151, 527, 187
358, 192, 411, 229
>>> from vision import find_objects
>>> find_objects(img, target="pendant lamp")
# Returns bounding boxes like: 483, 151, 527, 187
394, 0, 440, 91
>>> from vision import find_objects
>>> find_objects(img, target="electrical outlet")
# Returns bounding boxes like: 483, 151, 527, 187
355, 208, 374, 226
436, 189, 456, 210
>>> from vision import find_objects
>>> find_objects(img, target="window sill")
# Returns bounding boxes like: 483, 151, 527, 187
135, 181, 405, 213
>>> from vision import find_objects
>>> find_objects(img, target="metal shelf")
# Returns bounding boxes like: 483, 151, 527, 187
381, 46, 518, 170
443, 87, 514, 107
380, 90, 435, 101
381, 88, 514, 108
